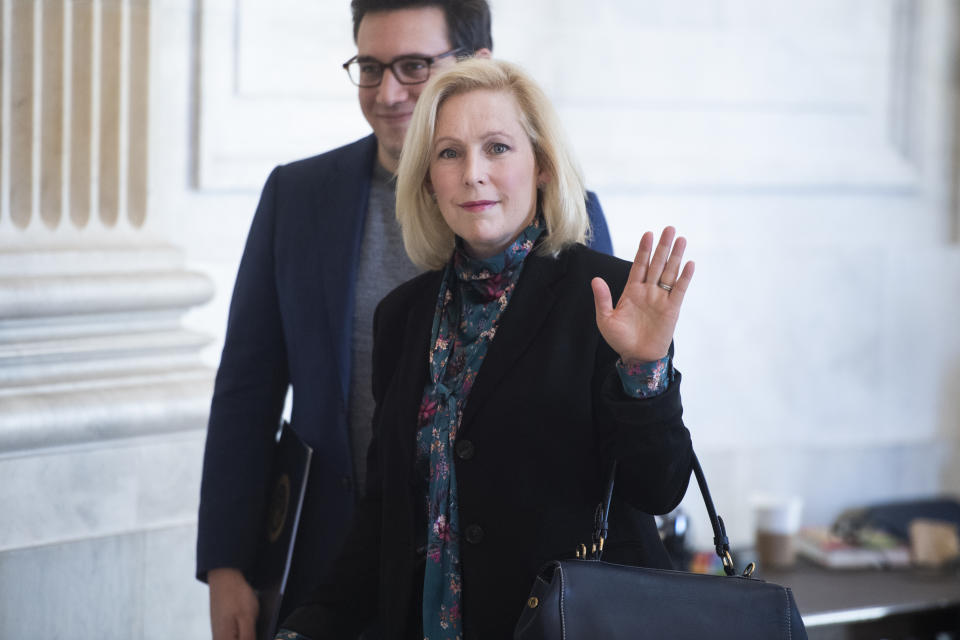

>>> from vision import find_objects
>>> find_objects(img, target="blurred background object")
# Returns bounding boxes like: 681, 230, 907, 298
656, 507, 690, 570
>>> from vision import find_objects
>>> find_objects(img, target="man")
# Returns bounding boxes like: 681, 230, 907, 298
196, 1, 613, 639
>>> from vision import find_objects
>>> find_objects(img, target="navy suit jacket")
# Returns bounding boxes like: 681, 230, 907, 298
196, 134, 613, 617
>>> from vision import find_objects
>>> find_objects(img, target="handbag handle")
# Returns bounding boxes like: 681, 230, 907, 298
592, 451, 739, 577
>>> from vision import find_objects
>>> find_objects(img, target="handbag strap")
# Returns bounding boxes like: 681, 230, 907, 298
593, 451, 738, 576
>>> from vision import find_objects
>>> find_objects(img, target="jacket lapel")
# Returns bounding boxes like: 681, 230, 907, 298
317, 135, 378, 410
394, 274, 443, 450
460, 250, 568, 433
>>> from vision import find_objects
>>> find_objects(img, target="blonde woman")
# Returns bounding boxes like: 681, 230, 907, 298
279, 58, 695, 640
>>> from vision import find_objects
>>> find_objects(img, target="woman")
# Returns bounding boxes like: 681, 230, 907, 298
279, 58, 695, 640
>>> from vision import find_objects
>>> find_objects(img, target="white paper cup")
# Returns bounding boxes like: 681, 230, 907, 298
752, 495, 803, 568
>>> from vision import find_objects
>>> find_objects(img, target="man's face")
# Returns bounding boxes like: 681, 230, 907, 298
355, 7, 454, 173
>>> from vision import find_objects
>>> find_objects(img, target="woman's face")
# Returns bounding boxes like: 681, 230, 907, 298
428, 89, 547, 260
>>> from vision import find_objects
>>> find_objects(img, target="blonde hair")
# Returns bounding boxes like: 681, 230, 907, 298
396, 58, 589, 270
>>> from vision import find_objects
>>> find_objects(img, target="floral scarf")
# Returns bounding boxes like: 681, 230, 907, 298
415, 218, 545, 639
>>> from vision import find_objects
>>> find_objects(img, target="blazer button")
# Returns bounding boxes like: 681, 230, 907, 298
340, 475, 353, 492
454, 439, 475, 460
464, 524, 484, 544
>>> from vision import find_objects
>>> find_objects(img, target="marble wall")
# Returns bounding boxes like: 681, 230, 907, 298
0, 521, 208, 637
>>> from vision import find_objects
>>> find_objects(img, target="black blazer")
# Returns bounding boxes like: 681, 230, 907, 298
284, 243, 693, 639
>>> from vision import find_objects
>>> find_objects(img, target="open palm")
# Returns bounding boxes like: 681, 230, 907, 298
591, 227, 695, 364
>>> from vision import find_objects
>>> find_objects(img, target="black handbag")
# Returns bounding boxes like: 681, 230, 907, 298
514, 452, 808, 639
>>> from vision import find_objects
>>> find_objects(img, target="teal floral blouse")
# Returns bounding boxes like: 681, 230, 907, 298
274, 220, 670, 640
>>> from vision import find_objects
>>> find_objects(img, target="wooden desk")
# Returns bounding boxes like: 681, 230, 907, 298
760, 562, 960, 639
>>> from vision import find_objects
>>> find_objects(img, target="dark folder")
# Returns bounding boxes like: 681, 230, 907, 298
252, 421, 313, 640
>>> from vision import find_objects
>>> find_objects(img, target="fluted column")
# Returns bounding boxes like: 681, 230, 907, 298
1, 0, 212, 441
0, 1, 213, 636
2, 0, 153, 232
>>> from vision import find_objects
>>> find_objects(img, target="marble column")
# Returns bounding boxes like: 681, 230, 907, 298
0, 0, 213, 636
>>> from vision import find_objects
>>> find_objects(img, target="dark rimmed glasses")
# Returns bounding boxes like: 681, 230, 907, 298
342, 48, 464, 88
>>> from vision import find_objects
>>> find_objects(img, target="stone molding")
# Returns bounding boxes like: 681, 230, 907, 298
0, 244, 215, 455
0, 269, 213, 318
0, 368, 213, 455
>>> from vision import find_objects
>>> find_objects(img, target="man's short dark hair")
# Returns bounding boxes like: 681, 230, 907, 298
351, 0, 493, 53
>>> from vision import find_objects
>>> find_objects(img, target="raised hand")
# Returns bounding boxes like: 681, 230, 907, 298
590, 226, 694, 364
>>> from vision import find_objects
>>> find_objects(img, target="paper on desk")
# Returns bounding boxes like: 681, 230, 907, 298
909, 519, 960, 567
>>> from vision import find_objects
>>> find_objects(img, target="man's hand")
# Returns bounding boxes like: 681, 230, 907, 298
209, 567, 259, 640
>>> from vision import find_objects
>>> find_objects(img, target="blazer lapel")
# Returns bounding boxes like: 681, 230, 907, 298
317, 135, 378, 410
393, 274, 442, 454
460, 250, 568, 433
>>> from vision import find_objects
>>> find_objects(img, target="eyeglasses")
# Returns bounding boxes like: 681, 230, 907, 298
342, 49, 464, 88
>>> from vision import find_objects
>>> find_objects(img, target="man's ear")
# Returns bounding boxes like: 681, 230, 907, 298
474, 48, 492, 59
537, 167, 551, 187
